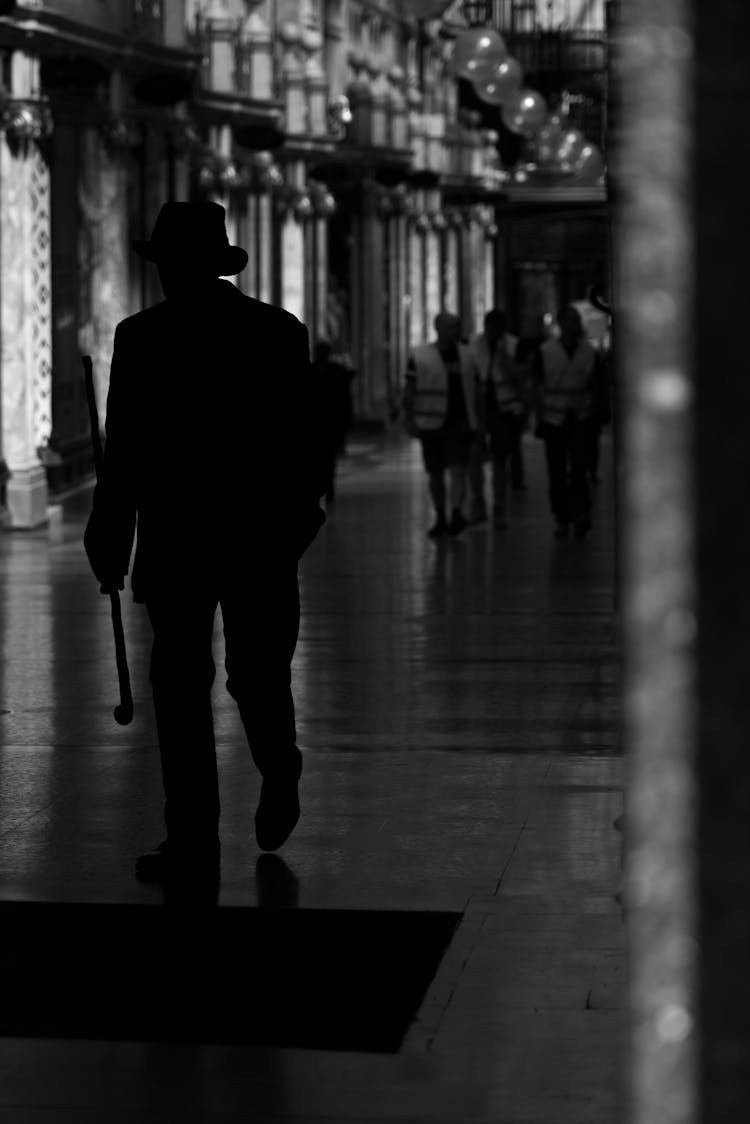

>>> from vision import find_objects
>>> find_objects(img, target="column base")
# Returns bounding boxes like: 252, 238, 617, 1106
5, 465, 49, 529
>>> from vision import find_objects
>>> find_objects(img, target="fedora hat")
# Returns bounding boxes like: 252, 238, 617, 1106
132, 201, 248, 276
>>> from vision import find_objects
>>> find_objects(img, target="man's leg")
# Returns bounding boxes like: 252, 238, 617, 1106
446, 430, 470, 534
421, 432, 449, 536
510, 414, 527, 490
467, 433, 488, 522
543, 425, 570, 534
140, 590, 221, 873
222, 565, 302, 850
428, 471, 447, 520
449, 460, 465, 517
569, 419, 593, 536
489, 415, 519, 528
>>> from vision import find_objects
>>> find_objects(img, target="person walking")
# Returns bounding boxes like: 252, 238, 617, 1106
468, 308, 526, 529
84, 201, 327, 885
402, 311, 481, 538
534, 304, 598, 539
311, 338, 355, 503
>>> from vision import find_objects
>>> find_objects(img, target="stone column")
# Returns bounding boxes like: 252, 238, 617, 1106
352, 178, 386, 417
281, 213, 305, 322
408, 210, 426, 348
314, 215, 327, 341
0, 52, 53, 529
396, 206, 410, 379
78, 122, 129, 430
425, 192, 442, 329
258, 192, 273, 304
443, 218, 460, 315
240, 3, 273, 100
346, 52, 373, 147
388, 66, 408, 150
301, 27, 327, 136
369, 62, 388, 147
483, 231, 495, 319
279, 160, 307, 322
279, 22, 306, 135
201, 0, 237, 94
246, 152, 279, 302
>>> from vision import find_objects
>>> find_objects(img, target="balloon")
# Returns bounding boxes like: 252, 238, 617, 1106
534, 114, 563, 164
473, 56, 522, 106
555, 127, 585, 167
572, 143, 605, 185
450, 29, 507, 83
501, 88, 548, 139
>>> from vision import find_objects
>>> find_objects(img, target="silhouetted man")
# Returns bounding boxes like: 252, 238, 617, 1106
84, 202, 326, 883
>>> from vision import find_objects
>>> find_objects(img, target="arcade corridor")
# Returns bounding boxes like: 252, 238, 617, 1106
0, 433, 623, 1122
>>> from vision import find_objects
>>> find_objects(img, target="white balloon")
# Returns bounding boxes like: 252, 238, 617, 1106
473, 56, 522, 106
450, 29, 507, 83
501, 88, 548, 139
572, 143, 605, 185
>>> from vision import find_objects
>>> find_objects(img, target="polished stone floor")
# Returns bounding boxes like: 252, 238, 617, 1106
0, 431, 624, 1122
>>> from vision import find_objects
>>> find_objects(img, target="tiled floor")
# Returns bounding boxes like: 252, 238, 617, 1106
0, 431, 624, 1122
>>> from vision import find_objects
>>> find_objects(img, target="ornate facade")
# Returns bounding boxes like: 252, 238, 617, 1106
0, 0, 605, 525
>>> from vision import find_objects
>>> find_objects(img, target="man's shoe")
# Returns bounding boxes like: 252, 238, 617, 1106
427, 516, 448, 538
447, 509, 467, 535
574, 515, 592, 539
135, 838, 220, 884
255, 774, 301, 852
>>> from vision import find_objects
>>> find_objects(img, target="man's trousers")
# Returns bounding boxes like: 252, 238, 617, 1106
146, 562, 301, 847
542, 416, 593, 527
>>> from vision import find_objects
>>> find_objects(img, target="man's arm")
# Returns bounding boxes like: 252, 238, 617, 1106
83, 325, 137, 592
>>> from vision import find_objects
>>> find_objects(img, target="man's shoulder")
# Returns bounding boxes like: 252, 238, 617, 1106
115, 290, 305, 335
239, 293, 305, 332
116, 302, 167, 337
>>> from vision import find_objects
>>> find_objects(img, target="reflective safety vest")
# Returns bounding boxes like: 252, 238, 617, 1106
470, 331, 524, 414
408, 342, 480, 431
539, 337, 596, 426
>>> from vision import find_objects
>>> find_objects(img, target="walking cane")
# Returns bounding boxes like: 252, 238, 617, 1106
82, 355, 134, 726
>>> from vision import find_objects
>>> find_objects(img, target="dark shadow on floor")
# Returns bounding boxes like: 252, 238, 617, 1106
1, 902, 460, 1053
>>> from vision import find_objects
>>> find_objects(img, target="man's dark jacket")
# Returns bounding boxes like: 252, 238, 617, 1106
84, 280, 326, 602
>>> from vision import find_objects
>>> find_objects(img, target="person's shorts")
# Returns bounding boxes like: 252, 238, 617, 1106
419, 426, 471, 474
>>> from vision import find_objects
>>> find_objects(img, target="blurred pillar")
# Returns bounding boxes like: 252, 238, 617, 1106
693, 3, 750, 1121
615, 1, 697, 1122
620, 0, 750, 1112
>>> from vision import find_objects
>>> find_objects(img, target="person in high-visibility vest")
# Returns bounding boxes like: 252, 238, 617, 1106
402, 312, 482, 537
534, 304, 599, 539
